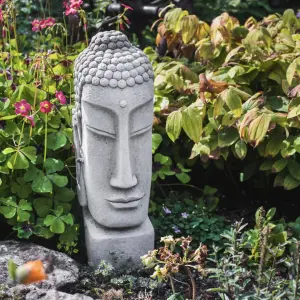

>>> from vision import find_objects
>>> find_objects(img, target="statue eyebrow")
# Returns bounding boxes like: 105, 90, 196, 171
131, 124, 152, 137
130, 98, 153, 112
85, 124, 116, 139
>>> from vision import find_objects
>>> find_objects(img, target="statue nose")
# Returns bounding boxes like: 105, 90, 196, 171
110, 123, 138, 189
110, 173, 138, 189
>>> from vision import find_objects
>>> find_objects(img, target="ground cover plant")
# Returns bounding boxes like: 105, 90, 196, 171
149, 7, 300, 212
0, 0, 88, 250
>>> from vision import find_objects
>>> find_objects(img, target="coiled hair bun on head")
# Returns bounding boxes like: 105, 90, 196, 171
74, 30, 154, 102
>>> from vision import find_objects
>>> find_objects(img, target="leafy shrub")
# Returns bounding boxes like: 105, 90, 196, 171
150, 187, 229, 247
149, 8, 300, 192
141, 235, 208, 300
0, 1, 88, 248
208, 216, 300, 299
194, 0, 274, 22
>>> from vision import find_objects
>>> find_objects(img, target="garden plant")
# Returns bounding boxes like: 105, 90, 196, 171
0, 0, 300, 299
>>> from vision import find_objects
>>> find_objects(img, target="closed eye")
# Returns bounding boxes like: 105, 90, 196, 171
131, 124, 152, 137
86, 124, 116, 139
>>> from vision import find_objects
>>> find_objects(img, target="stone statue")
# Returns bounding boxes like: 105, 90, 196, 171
73, 30, 155, 269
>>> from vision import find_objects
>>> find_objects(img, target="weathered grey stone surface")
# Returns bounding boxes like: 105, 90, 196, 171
25, 289, 93, 300
73, 30, 155, 268
0, 240, 79, 289
84, 209, 154, 269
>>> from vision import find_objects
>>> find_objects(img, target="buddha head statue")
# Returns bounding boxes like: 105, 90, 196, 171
73, 31, 154, 229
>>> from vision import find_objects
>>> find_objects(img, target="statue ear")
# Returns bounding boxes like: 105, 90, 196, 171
72, 107, 88, 207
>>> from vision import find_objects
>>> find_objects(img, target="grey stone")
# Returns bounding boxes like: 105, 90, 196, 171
0, 240, 79, 289
84, 209, 154, 270
73, 31, 155, 269
26, 289, 93, 300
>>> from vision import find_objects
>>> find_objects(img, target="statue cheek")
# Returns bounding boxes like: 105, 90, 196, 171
82, 130, 115, 189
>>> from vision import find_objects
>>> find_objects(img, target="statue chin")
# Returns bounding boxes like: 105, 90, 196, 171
73, 30, 155, 268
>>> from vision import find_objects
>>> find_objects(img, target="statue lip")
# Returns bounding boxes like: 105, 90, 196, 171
105, 193, 145, 204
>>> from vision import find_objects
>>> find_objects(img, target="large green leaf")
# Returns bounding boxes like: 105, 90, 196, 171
182, 104, 204, 143
32, 176, 53, 193
166, 110, 182, 142
152, 134, 162, 154
24, 165, 43, 182
283, 174, 300, 190
272, 159, 288, 173
218, 127, 239, 148
224, 89, 242, 118
287, 160, 300, 180
181, 15, 198, 44
165, 73, 184, 90
0, 206, 16, 218
47, 174, 68, 187
7, 152, 29, 170
54, 188, 75, 203
47, 132, 67, 151
44, 158, 64, 174
165, 8, 188, 33
60, 213, 74, 226
20, 146, 37, 163
248, 114, 271, 146
50, 218, 65, 234
33, 197, 53, 217
234, 140, 247, 160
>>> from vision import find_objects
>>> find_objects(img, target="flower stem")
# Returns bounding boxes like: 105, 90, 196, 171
12, 120, 25, 171
169, 275, 176, 295
12, 8, 18, 53
43, 114, 48, 165
184, 266, 196, 300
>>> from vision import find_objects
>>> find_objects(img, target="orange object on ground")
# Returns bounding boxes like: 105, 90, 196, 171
19, 260, 47, 284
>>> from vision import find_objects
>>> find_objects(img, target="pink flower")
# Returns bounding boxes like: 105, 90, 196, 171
55, 91, 67, 105
15, 99, 31, 116
45, 17, 55, 27
65, 0, 83, 15
32, 19, 41, 32
70, 0, 83, 8
40, 20, 48, 29
40, 101, 53, 114
121, 3, 133, 10
65, 6, 77, 15
25, 115, 35, 127
120, 22, 125, 31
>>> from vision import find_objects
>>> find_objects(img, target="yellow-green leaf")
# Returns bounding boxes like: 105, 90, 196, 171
248, 113, 271, 146
166, 110, 182, 142
182, 104, 204, 143
181, 15, 199, 44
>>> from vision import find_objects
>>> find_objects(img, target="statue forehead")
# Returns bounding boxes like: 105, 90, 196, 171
81, 83, 153, 115
74, 30, 154, 103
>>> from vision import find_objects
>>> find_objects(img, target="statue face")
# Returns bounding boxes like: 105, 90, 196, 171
80, 83, 154, 228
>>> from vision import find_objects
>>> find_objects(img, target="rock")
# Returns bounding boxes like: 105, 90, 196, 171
0, 240, 79, 290
25, 289, 94, 300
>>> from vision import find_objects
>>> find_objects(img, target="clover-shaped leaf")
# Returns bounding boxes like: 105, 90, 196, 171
11, 177, 32, 198
44, 158, 64, 174
32, 175, 53, 193
47, 174, 68, 187
44, 206, 74, 234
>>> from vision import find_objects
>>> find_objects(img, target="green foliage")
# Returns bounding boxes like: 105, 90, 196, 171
150, 8, 300, 191
194, 0, 274, 22
0, 1, 82, 248
150, 188, 229, 247
141, 236, 208, 300
207, 215, 300, 299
